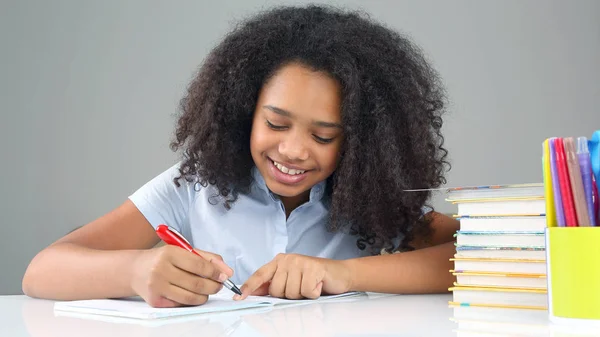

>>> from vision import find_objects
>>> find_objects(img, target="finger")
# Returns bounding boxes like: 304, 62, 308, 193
240, 262, 278, 299
300, 269, 323, 300
167, 247, 228, 283
284, 268, 303, 300
268, 268, 288, 298
163, 283, 209, 306
315, 282, 323, 297
145, 295, 180, 308
194, 249, 234, 277
251, 282, 270, 296
168, 263, 223, 296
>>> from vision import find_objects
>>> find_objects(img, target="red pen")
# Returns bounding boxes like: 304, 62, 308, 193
156, 224, 242, 295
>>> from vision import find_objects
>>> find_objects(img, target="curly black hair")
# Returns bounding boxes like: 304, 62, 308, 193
171, 5, 450, 253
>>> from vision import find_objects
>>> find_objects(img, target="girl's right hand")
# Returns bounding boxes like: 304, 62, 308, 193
130, 245, 234, 308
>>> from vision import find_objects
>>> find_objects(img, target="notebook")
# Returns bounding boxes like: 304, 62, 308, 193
456, 216, 547, 232
450, 256, 547, 274
444, 183, 544, 201
452, 270, 547, 289
448, 285, 547, 309
455, 231, 545, 247
53, 288, 363, 320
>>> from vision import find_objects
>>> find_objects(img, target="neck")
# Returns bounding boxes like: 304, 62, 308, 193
279, 191, 310, 218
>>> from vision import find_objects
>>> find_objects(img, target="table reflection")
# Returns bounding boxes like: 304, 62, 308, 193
17, 293, 457, 337
450, 306, 600, 337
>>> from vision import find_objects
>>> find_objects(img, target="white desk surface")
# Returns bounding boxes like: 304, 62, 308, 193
2, 293, 599, 337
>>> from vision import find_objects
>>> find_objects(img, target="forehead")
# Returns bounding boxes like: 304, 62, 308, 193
258, 63, 342, 121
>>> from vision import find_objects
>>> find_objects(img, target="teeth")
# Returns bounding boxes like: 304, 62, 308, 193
273, 161, 305, 175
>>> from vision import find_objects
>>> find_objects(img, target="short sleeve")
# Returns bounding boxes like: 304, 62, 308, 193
128, 162, 195, 233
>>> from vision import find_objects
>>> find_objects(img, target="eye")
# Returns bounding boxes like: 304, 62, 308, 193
313, 135, 335, 144
266, 120, 287, 131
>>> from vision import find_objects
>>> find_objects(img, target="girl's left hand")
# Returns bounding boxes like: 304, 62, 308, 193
237, 254, 353, 300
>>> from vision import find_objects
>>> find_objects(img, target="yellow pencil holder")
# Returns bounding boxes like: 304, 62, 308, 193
546, 227, 600, 326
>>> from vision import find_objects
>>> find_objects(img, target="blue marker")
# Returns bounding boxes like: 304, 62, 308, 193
588, 131, 600, 225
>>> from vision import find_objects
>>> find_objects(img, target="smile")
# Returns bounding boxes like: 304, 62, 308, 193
272, 160, 306, 175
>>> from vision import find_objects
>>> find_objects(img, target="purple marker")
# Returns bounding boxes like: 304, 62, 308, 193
549, 138, 566, 227
577, 137, 596, 226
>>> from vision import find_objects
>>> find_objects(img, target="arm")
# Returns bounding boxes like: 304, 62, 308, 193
23, 200, 231, 306
23, 164, 232, 306
344, 212, 459, 294
22, 200, 159, 300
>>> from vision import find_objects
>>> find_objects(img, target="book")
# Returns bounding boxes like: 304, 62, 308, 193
446, 182, 549, 312
449, 286, 547, 309
451, 304, 548, 322
451, 257, 546, 274
452, 282, 545, 291
457, 216, 546, 232
455, 232, 545, 247
453, 198, 545, 217
446, 183, 544, 201
455, 246, 546, 260
453, 271, 547, 288
53, 287, 363, 320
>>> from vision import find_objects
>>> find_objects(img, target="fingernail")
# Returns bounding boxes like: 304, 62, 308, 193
233, 294, 241, 300
218, 273, 227, 282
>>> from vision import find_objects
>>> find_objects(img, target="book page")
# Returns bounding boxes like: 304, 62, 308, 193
211, 287, 363, 305
54, 291, 270, 320
249, 291, 363, 305
54, 287, 363, 320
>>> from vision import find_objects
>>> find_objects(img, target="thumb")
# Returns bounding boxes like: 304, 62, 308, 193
194, 249, 234, 278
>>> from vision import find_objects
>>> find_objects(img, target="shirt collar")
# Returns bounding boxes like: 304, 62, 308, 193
251, 166, 326, 203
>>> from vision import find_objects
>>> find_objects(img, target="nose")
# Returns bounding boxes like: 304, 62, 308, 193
278, 132, 309, 161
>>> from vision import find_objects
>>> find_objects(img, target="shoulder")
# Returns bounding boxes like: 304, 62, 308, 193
129, 162, 201, 207
127, 162, 209, 233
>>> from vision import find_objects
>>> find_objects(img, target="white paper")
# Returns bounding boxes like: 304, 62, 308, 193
53, 288, 363, 320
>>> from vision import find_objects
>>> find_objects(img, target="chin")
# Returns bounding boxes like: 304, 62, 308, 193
265, 181, 308, 197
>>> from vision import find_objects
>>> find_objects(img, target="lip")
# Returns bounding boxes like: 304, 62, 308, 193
267, 158, 310, 185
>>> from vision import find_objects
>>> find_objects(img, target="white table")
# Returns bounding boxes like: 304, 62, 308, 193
1, 293, 598, 337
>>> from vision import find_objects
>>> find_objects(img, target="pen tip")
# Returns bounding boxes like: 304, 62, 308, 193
223, 279, 243, 295
233, 286, 242, 296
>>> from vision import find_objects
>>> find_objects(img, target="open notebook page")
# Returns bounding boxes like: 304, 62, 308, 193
53, 287, 363, 320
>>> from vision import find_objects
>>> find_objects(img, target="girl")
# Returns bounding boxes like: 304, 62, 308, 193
22, 5, 459, 307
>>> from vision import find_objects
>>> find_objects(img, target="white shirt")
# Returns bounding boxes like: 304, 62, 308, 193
129, 163, 372, 284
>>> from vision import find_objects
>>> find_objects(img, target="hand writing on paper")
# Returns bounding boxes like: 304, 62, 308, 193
237, 254, 352, 300
130, 245, 234, 308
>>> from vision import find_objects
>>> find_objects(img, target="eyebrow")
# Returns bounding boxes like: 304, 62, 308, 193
263, 105, 343, 129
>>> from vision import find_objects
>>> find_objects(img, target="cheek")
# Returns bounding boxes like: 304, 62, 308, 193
249, 123, 262, 156
250, 124, 275, 152
317, 144, 342, 172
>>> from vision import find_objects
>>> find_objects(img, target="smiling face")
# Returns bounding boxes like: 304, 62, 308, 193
250, 62, 343, 203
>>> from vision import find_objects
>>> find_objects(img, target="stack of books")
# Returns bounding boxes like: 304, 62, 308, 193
446, 183, 548, 311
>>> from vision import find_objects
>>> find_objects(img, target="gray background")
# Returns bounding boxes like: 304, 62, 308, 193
1, 0, 599, 295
